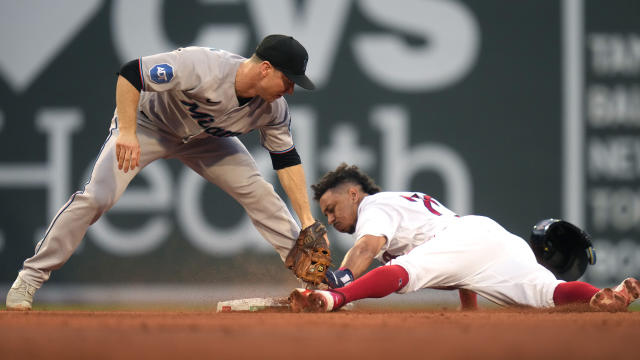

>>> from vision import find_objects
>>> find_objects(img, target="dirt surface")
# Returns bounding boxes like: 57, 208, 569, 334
1, 307, 638, 360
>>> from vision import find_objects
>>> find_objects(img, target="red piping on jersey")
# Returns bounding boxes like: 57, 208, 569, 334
400, 193, 443, 216
423, 195, 442, 216
269, 145, 295, 154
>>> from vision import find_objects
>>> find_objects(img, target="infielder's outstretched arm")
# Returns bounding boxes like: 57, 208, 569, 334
115, 75, 141, 173
276, 164, 316, 229
340, 234, 386, 278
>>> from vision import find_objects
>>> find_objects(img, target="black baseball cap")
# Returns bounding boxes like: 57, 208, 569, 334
255, 34, 315, 90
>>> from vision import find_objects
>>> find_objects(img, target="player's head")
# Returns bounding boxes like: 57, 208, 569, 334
312, 163, 381, 234
249, 54, 296, 102
254, 34, 315, 94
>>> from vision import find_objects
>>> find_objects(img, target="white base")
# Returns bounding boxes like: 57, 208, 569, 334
216, 296, 289, 312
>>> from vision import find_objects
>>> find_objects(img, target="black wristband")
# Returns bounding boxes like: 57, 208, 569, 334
270, 147, 301, 170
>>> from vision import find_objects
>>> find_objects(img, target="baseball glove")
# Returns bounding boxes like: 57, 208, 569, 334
285, 220, 331, 286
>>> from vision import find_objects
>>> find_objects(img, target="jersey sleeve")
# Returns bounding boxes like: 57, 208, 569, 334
139, 47, 210, 93
259, 99, 295, 153
354, 204, 401, 252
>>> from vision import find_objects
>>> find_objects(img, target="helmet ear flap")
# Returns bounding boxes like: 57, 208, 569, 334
528, 219, 596, 281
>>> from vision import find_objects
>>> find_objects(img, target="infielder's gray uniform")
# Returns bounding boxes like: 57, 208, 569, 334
19, 47, 300, 288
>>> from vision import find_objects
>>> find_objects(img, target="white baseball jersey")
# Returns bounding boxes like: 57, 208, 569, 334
138, 46, 294, 153
354, 192, 459, 263
354, 192, 563, 308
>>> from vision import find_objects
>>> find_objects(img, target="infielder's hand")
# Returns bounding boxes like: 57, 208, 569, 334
115, 131, 140, 173
285, 220, 332, 286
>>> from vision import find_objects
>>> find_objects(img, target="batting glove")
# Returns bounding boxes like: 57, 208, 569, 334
325, 268, 354, 289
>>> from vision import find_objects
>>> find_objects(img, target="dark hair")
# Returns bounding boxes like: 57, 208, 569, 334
311, 163, 381, 200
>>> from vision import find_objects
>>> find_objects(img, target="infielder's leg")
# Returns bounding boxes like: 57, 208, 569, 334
17, 121, 171, 288
174, 136, 299, 260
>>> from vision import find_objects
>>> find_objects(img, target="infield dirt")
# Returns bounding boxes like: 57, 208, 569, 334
1, 308, 638, 359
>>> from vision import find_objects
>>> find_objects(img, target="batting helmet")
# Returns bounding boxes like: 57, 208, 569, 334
528, 219, 596, 281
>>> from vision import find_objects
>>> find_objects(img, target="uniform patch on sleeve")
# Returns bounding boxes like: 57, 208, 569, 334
149, 63, 174, 84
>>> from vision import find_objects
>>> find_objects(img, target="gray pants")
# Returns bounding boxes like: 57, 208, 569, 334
19, 117, 299, 287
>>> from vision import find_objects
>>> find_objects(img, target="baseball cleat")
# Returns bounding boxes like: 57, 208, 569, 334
289, 288, 314, 312
5, 276, 37, 311
288, 288, 345, 312
589, 288, 626, 312
614, 277, 640, 305
589, 278, 640, 312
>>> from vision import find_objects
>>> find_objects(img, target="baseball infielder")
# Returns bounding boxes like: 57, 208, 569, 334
290, 164, 640, 312
6, 34, 321, 310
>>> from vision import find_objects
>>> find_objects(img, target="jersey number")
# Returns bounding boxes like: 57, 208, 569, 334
400, 193, 442, 216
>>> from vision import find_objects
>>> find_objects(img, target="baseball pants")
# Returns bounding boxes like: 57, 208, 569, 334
19, 115, 299, 287
390, 215, 564, 308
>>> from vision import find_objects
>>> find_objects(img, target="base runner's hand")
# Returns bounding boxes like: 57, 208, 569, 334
115, 131, 140, 173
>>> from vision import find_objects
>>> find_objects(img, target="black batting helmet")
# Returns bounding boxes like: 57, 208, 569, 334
529, 219, 596, 281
